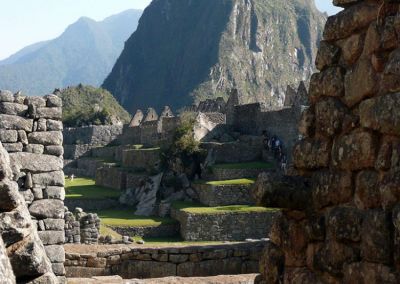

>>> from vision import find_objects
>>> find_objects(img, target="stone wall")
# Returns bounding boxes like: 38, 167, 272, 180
0, 91, 65, 280
172, 209, 279, 241
0, 139, 58, 283
232, 104, 302, 160
258, 2, 400, 283
193, 183, 254, 207
65, 241, 266, 279
107, 223, 179, 239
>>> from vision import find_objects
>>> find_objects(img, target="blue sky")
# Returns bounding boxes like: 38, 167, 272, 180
0, 0, 340, 60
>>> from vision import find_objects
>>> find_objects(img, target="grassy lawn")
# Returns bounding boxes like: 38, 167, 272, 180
212, 161, 273, 170
65, 178, 121, 200
172, 201, 277, 215
96, 209, 178, 227
195, 178, 255, 186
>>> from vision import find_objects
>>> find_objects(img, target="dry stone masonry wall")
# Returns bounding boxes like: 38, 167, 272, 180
65, 241, 265, 279
0, 90, 65, 281
258, 1, 400, 283
0, 141, 58, 283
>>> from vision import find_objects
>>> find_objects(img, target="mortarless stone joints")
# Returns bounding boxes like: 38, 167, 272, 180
256, 1, 400, 283
0, 91, 65, 283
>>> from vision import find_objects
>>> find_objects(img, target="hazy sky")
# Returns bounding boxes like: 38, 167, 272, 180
0, 0, 340, 60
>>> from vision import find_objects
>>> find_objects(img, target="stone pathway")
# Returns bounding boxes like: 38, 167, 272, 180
68, 273, 259, 284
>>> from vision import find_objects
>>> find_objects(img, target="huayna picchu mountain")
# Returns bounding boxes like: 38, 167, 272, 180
103, 0, 326, 112
0, 9, 143, 96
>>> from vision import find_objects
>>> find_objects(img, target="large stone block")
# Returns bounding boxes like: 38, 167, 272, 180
309, 67, 345, 102
259, 242, 284, 284
0, 180, 23, 211
7, 232, 53, 278
45, 94, 62, 107
380, 48, 400, 94
10, 152, 63, 173
293, 138, 331, 169
46, 119, 63, 131
313, 241, 359, 277
315, 41, 340, 71
311, 170, 352, 209
120, 260, 176, 279
0, 129, 18, 143
0, 236, 15, 284
43, 186, 65, 200
331, 130, 377, 170
355, 170, 380, 209
32, 171, 65, 187
37, 231, 65, 245
315, 97, 349, 137
36, 107, 62, 119
45, 245, 65, 263
0, 102, 28, 116
0, 114, 33, 132
375, 136, 400, 170
323, 3, 377, 41
0, 90, 14, 102
380, 170, 400, 210
29, 199, 64, 219
343, 262, 399, 284
361, 210, 392, 264
360, 93, 400, 136
24, 96, 46, 108
326, 207, 362, 242
28, 131, 63, 146
337, 32, 364, 65
0, 205, 32, 246
344, 56, 379, 107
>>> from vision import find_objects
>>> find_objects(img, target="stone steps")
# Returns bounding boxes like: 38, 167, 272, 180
171, 203, 280, 241
193, 181, 255, 206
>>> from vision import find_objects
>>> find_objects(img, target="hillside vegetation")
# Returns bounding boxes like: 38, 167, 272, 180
59, 85, 131, 127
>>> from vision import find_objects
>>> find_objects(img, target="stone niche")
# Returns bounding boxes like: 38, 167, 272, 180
0, 91, 66, 281
257, 2, 400, 283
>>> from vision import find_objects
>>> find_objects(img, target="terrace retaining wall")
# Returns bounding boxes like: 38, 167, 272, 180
65, 241, 266, 279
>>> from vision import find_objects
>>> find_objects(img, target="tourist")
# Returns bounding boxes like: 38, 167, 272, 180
70, 174, 75, 181
281, 155, 287, 173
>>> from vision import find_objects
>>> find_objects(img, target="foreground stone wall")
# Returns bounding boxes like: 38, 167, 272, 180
0, 91, 65, 280
259, 2, 400, 283
65, 241, 265, 279
0, 141, 57, 283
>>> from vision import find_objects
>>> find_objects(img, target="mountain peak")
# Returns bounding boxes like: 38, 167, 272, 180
103, 0, 326, 112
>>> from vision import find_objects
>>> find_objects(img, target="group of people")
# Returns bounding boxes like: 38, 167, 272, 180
262, 131, 287, 173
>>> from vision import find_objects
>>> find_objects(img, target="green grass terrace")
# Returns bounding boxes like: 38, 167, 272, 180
96, 209, 177, 227
212, 161, 274, 170
65, 178, 121, 199
194, 178, 255, 186
172, 201, 278, 215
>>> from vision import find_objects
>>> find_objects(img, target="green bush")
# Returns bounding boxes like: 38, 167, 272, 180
58, 85, 131, 127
